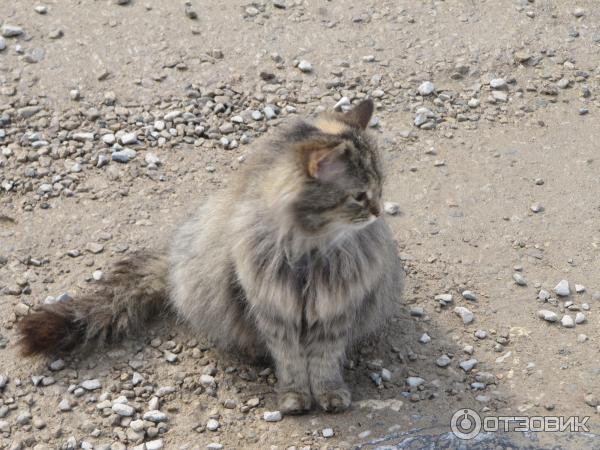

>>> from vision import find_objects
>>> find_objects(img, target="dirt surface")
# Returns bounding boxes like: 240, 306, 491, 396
1, 0, 600, 449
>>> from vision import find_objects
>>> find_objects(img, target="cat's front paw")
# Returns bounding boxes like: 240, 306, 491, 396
315, 387, 351, 413
278, 391, 312, 415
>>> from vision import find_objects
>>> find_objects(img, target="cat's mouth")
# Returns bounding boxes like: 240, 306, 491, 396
351, 215, 378, 228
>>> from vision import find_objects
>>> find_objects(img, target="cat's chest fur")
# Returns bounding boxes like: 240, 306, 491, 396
234, 222, 387, 328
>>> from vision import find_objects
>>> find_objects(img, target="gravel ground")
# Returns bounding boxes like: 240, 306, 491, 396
1, 0, 600, 449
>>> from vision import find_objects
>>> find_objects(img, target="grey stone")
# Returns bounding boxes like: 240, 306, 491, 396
16, 411, 32, 425
143, 410, 168, 423
406, 376, 425, 387
58, 399, 72, 412
513, 273, 527, 286
73, 132, 95, 142
120, 132, 138, 145
459, 359, 478, 372
381, 368, 392, 381
538, 309, 558, 322
454, 306, 474, 324
112, 403, 135, 417
538, 290, 550, 301
490, 78, 507, 89
474, 330, 487, 339
81, 379, 101, 390
435, 294, 453, 306
418, 81, 435, 96
462, 290, 477, 301
112, 149, 137, 163
436, 355, 451, 367
263, 411, 282, 422
2, 25, 24, 37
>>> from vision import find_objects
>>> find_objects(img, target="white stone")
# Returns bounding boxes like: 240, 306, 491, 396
102, 134, 116, 145
454, 306, 474, 324
418, 81, 435, 96
561, 315, 575, 328
146, 439, 163, 450
298, 60, 313, 73
490, 78, 507, 89
334, 96, 350, 111
112, 403, 135, 417
554, 280, 570, 296
81, 379, 101, 390
406, 376, 424, 387
143, 410, 168, 422
263, 411, 283, 422
322, 428, 334, 438
120, 132, 138, 145
206, 419, 220, 431
537, 309, 558, 322
383, 202, 400, 215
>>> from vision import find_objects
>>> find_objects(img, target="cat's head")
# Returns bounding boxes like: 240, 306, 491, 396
291, 99, 384, 235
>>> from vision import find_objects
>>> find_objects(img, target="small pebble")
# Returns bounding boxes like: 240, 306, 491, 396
462, 290, 477, 301
459, 359, 478, 372
474, 330, 487, 339
418, 81, 435, 96
454, 306, 474, 325
436, 355, 451, 367
406, 376, 425, 387
538, 309, 558, 322
206, 419, 220, 431
298, 60, 313, 73
561, 315, 575, 328
263, 411, 283, 422
146, 440, 164, 450
322, 428, 334, 438
554, 280, 570, 296
143, 410, 168, 423
513, 273, 527, 286
81, 379, 101, 390
383, 202, 400, 215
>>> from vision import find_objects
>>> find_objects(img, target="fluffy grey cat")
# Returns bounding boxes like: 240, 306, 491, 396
19, 99, 404, 414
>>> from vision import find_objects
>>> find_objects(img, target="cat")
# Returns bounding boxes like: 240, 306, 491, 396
18, 99, 404, 414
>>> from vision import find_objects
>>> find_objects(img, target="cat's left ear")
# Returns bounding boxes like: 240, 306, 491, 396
345, 99, 374, 129
307, 144, 349, 181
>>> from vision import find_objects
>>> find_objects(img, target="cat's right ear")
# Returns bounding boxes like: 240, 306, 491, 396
307, 144, 348, 181
344, 99, 374, 129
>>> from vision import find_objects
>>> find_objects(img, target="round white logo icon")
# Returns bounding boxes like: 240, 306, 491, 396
451, 408, 482, 440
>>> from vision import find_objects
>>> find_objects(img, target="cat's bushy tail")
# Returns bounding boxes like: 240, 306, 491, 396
18, 250, 169, 356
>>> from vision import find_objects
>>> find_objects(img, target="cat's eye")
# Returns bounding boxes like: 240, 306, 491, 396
354, 192, 367, 202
